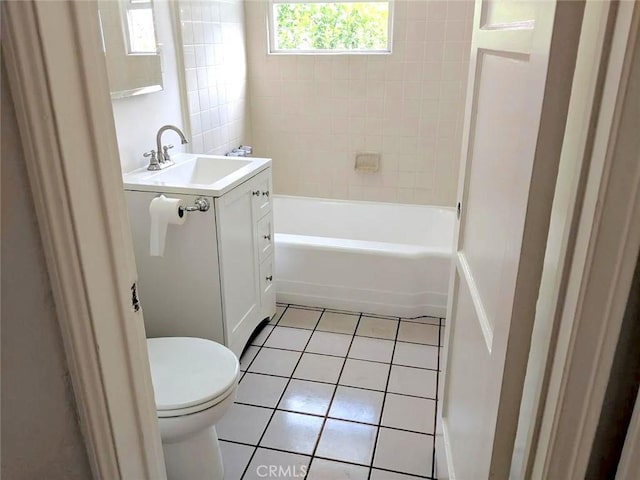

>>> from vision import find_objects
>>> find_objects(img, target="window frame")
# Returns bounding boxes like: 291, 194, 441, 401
267, 0, 394, 55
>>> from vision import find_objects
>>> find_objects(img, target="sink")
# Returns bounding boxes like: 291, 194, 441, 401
123, 153, 271, 197
147, 157, 253, 185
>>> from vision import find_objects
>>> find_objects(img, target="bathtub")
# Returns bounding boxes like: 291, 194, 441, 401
273, 195, 455, 318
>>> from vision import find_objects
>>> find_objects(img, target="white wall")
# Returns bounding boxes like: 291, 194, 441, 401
245, 0, 473, 206
1, 57, 92, 480
111, 0, 472, 206
111, 0, 186, 173
178, 0, 252, 155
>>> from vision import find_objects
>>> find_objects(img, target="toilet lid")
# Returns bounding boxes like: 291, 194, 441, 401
146, 337, 239, 412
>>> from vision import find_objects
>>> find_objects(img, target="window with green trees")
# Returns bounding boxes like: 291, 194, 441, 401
269, 1, 392, 53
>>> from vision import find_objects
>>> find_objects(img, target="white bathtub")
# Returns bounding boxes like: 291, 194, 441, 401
273, 195, 455, 318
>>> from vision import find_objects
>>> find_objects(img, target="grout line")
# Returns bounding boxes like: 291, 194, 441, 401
246, 344, 440, 371
238, 369, 438, 400
304, 312, 364, 479
231, 400, 436, 436
236, 304, 289, 479
240, 306, 325, 480
240, 305, 289, 375
256, 321, 440, 346
431, 316, 444, 479
221, 439, 433, 479
236, 304, 440, 480
367, 316, 401, 480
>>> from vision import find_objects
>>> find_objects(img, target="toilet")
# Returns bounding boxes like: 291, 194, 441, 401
146, 337, 239, 480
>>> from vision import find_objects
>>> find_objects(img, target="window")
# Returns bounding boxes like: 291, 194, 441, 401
123, 0, 158, 54
268, 0, 393, 54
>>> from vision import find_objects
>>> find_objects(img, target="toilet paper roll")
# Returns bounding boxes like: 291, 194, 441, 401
149, 195, 186, 257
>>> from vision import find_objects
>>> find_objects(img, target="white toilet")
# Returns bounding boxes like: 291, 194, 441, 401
146, 337, 239, 480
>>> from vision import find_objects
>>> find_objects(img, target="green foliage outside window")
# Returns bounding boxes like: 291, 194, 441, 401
274, 2, 390, 51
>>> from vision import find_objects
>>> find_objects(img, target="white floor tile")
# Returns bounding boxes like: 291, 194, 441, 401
373, 427, 433, 477
307, 458, 370, 480
381, 393, 435, 434
264, 326, 313, 351
239, 345, 260, 371
270, 305, 286, 324
216, 403, 272, 445
278, 307, 322, 329
293, 353, 344, 383
397, 322, 439, 345
387, 365, 437, 398
278, 379, 335, 416
328, 386, 384, 425
316, 312, 360, 335
356, 316, 398, 340
243, 448, 310, 480
306, 331, 352, 356
219, 441, 254, 480
348, 337, 394, 363
316, 419, 377, 465
236, 373, 289, 408
339, 359, 390, 391
250, 325, 274, 346
260, 411, 324, 455
248, 348, 302, 377
392, 342, 439, 370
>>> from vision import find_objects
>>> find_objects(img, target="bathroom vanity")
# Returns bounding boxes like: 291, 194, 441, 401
124, 153, 275, 357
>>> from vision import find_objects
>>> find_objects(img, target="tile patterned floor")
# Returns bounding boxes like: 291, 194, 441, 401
218, 304, 444, 480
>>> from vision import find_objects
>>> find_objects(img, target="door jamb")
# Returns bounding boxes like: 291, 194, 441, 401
2, 2, 167, 478
533, 2, 640, 478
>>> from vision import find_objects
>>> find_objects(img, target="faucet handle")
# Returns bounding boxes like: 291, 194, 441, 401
161, 144, 175, 164
144, 150, 161, 171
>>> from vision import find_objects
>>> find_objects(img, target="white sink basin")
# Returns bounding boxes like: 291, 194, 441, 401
123, 153, 271, 196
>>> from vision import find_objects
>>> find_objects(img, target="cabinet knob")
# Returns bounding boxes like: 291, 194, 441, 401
266, 275, 273, 282
263, 234, 271, 241
262, 191, 270, 197
252, 190, 261, 196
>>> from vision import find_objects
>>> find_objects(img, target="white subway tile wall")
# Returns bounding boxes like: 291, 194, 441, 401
244, 0, 473, 206
179, 0, 252, 155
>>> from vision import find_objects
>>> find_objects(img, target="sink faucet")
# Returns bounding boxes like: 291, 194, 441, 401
156, 124, 189, 167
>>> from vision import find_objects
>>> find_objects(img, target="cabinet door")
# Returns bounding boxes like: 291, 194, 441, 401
260, 256, 276, 316
251, 171, 272, 219
216, 183, 261, 357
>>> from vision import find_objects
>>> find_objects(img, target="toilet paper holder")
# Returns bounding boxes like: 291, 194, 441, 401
178, 197, 210, 217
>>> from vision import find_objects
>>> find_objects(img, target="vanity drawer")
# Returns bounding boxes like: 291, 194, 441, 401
251, 172, 271, 219
257, 215, 273, 262
260, 256, 275, 307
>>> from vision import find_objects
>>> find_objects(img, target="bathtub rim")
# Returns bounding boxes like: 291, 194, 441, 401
272, 193, 457, 214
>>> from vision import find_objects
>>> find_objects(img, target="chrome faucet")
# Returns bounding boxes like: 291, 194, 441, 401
153, 124, 189, 169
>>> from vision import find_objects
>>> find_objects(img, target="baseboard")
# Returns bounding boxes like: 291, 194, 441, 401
436, 419, 456, 480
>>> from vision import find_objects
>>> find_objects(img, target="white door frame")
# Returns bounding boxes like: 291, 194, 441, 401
533, 1, 640, 478
2, 2, 167, 479
3, 1, 638, 479
616, 387, 640, 480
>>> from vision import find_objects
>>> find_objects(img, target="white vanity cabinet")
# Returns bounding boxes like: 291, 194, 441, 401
125, 166, 275, 358
214, 169, 275, 355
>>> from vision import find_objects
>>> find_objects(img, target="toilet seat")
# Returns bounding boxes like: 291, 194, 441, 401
147, 337, 239, 418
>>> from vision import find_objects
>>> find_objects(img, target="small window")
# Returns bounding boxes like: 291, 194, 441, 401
123, 0, 158, 54
268, 0, 393, 54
